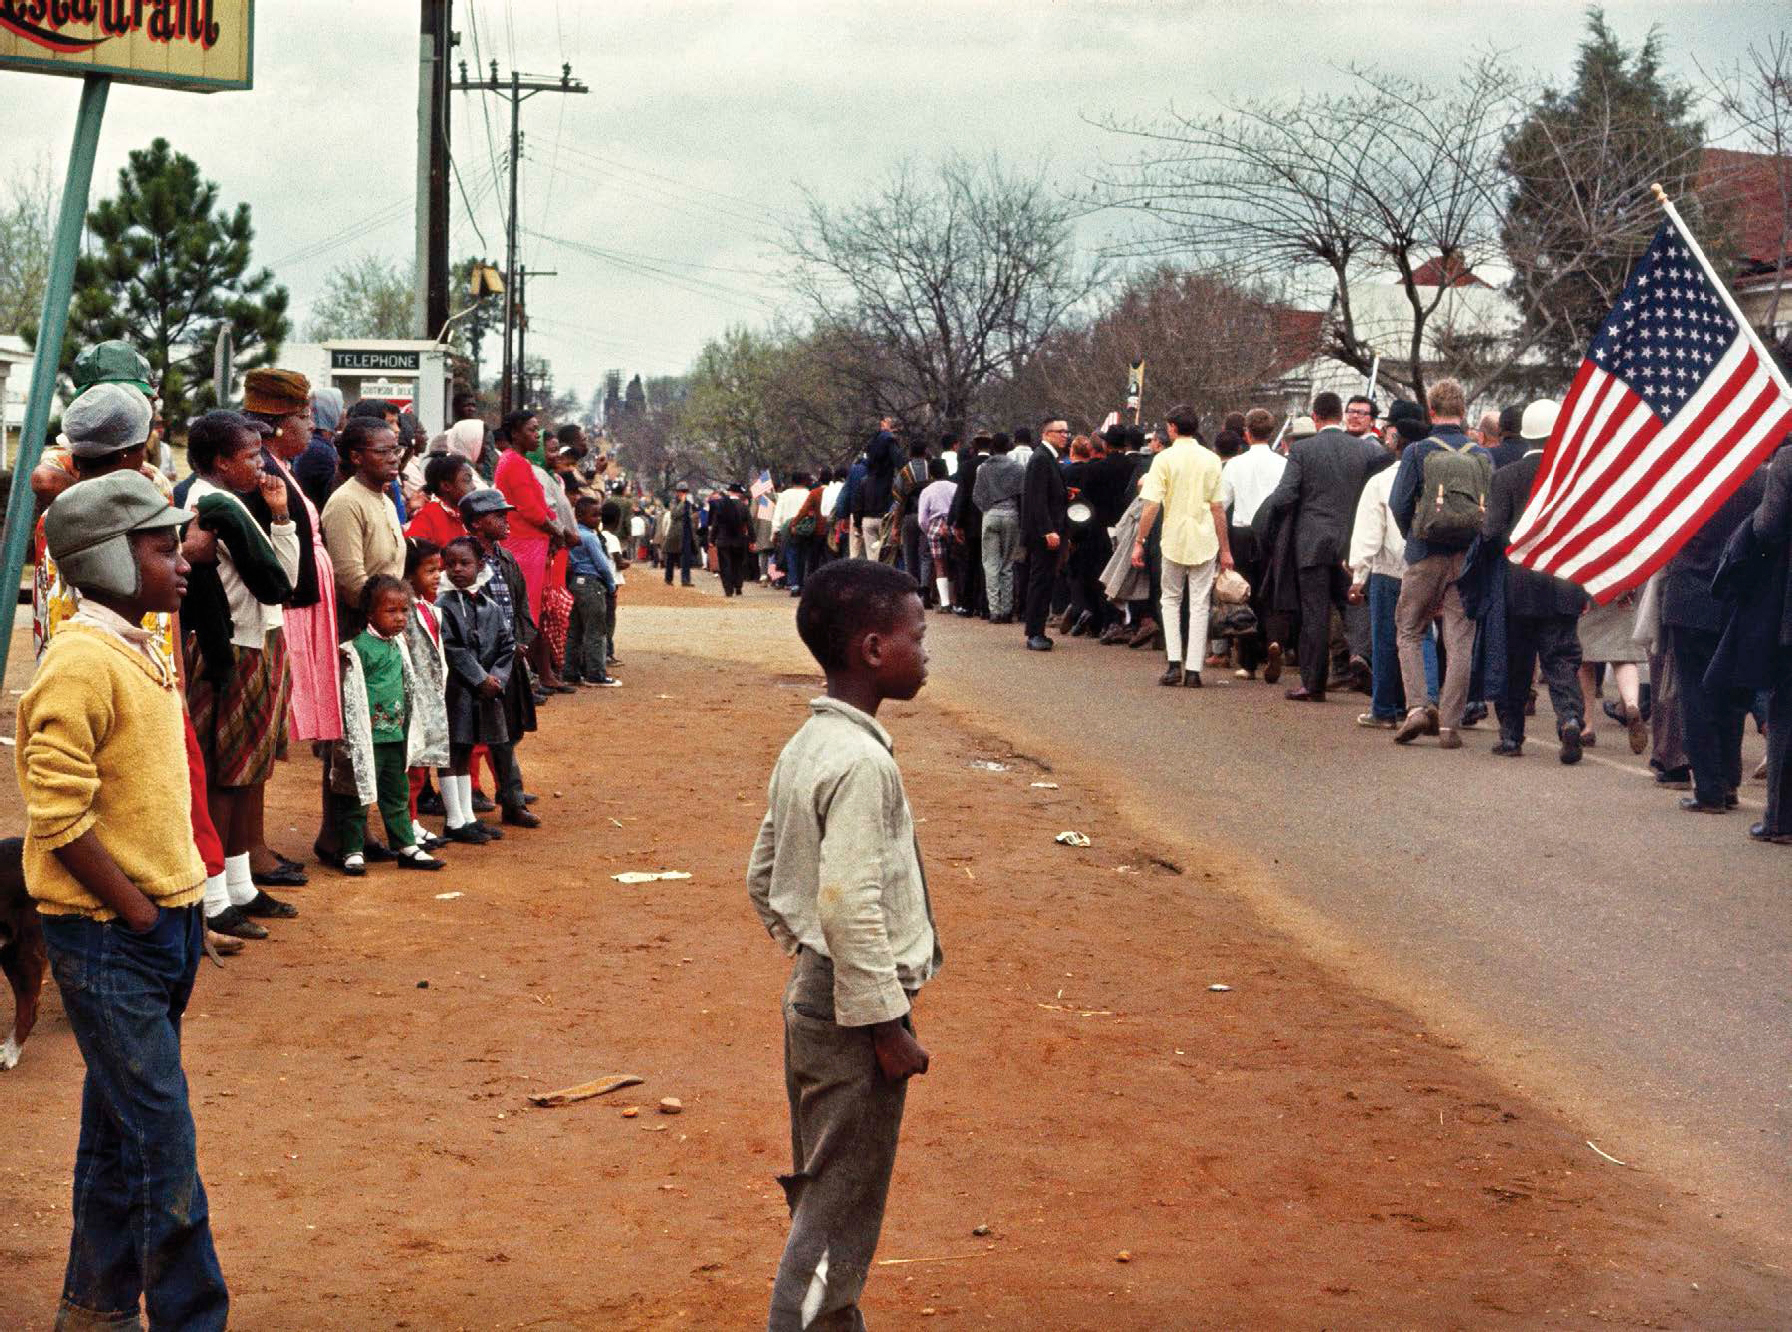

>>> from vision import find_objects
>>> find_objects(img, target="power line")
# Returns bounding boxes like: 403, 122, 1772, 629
448, 149, 492, 252
529, 228, 776, 316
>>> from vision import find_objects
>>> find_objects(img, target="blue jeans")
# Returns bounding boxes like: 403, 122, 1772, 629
1369, 573, 1438, 719
40, 905, 228, 1331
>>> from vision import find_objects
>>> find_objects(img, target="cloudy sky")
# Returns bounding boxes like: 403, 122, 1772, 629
0, 0, 1777, 407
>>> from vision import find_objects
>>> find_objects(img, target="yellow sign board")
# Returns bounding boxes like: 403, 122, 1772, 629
0, 0, 252, 92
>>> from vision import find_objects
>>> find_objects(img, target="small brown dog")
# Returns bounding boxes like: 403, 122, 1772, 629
0, 837, 44, 1070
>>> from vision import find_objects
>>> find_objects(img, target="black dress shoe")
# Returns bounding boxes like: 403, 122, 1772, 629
241, 890, 299, 919
1748, 821, 1792, 844
207, 906, 267, 940
1653, 766, 1692, 789
1069, 611, 1094, 637
443, 823, 489, 845
1183, 670, 1203, 688
1284, 687, 1324, 702
1678, 796, 1729, 814
502, 805, 542, 828
1025, 635, 1053, 651
1558, 725, 1582, 765
416, 787, 446, 817
953, 606, 974, 617
1158, 662, 1184, 686
470, 791, 497, 813
362, 841, 395, 864
1491, 740, 1524, 757
313, 840, 345, 871
252, 864, 308, 888
273, 853, 307, 874
522, 793, 538, 805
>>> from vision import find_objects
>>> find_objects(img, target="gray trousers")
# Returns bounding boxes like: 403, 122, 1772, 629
1395, 551, 1477, 729
981, 508, 1021, 619
768, 950, 909, 1332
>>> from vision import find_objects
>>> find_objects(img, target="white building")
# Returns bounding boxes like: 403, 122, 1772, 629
0, 333, 64, 468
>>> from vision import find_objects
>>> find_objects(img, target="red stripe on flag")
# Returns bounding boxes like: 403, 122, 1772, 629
1510, 374, 1647, 562
1577, 401, 1792, 602
1526, 350, 1760, 574
1513, 362, 1609, 546
1554, 373, 1782, 588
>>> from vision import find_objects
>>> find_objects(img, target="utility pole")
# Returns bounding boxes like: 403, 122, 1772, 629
450, 59, 587, 415
514, 265, 556, 409
415, 0, 454, 342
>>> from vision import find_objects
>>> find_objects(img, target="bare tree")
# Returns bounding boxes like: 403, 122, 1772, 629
783, 153, 1106, 433
1094, 56, 1520, 403
0, 156, 55, 333
1700, 33, 1792, 340
990, 267, 1313, 431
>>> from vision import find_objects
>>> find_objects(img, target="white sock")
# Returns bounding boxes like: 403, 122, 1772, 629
202, 870, 230, 916
442, 775, 468, 827
224, 853, 255, 906
935, 577, 952, 607
455, 775, 476, 822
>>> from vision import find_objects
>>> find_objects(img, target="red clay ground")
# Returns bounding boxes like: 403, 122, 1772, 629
0, 585, 1786, 1328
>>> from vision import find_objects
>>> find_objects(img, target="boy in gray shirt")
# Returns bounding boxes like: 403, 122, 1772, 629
747, 558, 942, 1329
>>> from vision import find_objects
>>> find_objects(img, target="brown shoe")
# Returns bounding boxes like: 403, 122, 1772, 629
1099, 622, 1130, 645
501, 805, 542, 829
1262, 642, 1283, 685
205, 929, 245, 956
1393, 708, 1431, 745
1127, 618, 1160, 649
1625, 704, 1648, 755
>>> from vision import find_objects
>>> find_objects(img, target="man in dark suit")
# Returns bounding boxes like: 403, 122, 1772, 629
1481, 402, 1588, 761
1488, 404, 1529, 470
949, 434, 991, 617
710, 482, 753, 596
1020, 417, 1070, 650
1251, 391, 1394, 699
861, 418, 901, 562
1746, 444, 1792, 841
1663, 464, 1770, 813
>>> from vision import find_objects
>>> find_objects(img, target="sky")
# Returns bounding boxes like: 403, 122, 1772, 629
0, 0, 1779, 409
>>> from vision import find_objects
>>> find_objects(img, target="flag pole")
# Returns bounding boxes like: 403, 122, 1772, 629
1651, 181, 1792, 398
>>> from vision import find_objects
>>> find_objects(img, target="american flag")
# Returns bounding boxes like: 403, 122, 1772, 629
1508, 216, 1792, 603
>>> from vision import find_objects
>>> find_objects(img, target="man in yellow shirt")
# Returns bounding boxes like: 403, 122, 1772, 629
1132, 404, 1233, 687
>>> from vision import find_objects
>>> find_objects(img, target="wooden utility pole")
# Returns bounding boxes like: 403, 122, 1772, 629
450, 59, 587, 414
416, 0, 454, 339
514, 266, 556, 408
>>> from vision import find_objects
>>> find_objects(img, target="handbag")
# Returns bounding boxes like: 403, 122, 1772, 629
1213, 567, 1251, 604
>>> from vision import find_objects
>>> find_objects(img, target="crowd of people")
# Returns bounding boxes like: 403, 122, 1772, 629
15, 341, 646, 1323
668, 382, 1789, 846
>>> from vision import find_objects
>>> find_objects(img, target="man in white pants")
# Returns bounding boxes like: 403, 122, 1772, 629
1131, 402, 1232, 687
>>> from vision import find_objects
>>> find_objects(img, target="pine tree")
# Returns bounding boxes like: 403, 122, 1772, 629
41, 138, 289, 422
1501, 9, 1706, 380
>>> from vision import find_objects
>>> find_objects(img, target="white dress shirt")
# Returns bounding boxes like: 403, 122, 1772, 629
1220, 444, 1287, 527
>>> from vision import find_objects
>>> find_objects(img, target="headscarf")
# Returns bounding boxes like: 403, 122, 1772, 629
311, 386, 344, 435
438, 418, 484, 465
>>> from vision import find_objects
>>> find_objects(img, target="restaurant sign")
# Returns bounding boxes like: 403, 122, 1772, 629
0, 0, 253, 92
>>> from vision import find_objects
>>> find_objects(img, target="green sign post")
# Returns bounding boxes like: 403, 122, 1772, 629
0, 3, 255, 687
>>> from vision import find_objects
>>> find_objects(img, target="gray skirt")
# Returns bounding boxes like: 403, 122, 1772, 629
1577, 594, 1647, 663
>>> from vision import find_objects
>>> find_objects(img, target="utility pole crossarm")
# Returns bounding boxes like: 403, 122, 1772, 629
449, 60, 588, 414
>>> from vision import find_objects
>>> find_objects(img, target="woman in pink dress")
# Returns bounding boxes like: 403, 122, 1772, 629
248, 380, 346, 872
493, 409, 559, 622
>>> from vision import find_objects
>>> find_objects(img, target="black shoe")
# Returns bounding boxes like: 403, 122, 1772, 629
242, 890, 299, 919
1558, 723, 1583, 765
1492, 740, 1524, 757
313, 840, 345, 871
252, 864, 308, 888
1748, 821, 1792, 844
417, 831, 447, 852
1460, 701, 1487, 728
502, 805, 542, 828
443, 823, 489, 845
522, 793, 538, 805
953, 606, 974, 617
207, 906, 268, 940
1158, 662, 1184, 686
1183, 669, 1203, 688
362, 841, 395, 864
1025, 635, 1053, 651
1678, 796, 1729, 814
1069, 611, 1094, 637
1653, 766, 1692, 790
395, 849, 447, 871
416, 787, 446, 817
470, 791, 497, 813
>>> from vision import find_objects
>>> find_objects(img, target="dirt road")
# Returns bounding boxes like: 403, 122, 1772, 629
0, 585, 1785, 1328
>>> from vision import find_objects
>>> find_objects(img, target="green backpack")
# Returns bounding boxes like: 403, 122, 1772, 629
1412, 438, 1492, 547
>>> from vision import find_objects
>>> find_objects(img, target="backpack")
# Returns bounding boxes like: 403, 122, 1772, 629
1411, 438, 1491, 547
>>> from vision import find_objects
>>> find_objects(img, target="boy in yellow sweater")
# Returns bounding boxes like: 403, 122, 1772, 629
17, 470, 229, 1329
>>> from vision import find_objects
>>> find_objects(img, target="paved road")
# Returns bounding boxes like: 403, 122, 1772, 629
910, 610, 1789, 1243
